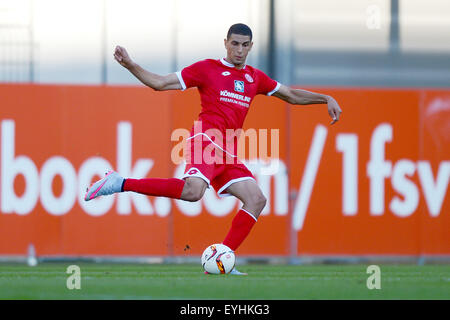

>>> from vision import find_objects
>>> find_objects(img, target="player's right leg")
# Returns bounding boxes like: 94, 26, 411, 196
85, 170, 186, 201
85, 134, 213, 202
84, 171, 208, 202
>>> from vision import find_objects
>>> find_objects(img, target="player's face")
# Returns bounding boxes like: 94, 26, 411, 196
224, 34, 253, 68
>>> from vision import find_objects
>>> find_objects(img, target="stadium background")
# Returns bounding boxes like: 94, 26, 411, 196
0, 0, 449, 264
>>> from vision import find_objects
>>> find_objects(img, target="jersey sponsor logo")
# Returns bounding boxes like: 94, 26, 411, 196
245, 74, 254, 83
234, 80, 245, 93
222, 71, 231, 76
220, 90, 251, 102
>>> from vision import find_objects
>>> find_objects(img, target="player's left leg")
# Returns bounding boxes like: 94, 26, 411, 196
212, 179, 266, 275
221, 179, 267, 251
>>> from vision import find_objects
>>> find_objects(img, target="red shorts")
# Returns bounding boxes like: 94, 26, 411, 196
182, 133, 255, 197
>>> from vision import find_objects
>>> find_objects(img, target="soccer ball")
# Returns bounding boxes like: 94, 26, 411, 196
201, 243, 235, 274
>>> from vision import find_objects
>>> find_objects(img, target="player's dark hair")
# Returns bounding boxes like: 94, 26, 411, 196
227, 23, 253, 41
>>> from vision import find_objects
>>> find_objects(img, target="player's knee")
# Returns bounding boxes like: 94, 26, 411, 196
185, 190, 204, 202
247, 193, 267, 213
256, 194, 267, 211
180, 178, 206, 202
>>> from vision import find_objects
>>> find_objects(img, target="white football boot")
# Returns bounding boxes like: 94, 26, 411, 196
229, 268, 248, 276
203, 267, 248, 276
84, 171, 124, 201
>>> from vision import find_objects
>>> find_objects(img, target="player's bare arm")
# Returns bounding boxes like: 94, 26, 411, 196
114, 45, 182, 91
273, 84, 342, 125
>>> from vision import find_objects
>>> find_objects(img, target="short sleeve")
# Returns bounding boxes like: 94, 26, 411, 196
176, 60, 207, 91
256, 69, 281, 96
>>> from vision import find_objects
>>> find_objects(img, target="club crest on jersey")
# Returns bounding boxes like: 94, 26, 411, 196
234, 80, 245, 93
245, 74, 254, 83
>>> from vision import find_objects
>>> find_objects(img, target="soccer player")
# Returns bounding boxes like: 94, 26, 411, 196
85, 23, 342, 275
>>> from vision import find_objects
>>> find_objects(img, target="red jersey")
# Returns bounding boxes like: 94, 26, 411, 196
177, 58, 280, 132
176, 58, 280, 156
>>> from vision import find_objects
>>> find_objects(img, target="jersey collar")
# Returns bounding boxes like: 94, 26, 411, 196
220, 58, 246, 70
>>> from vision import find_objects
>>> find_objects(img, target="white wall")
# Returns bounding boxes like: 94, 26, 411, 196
29, 0, 267, 84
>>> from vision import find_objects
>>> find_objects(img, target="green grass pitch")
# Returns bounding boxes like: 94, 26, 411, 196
0, 263, 449, 300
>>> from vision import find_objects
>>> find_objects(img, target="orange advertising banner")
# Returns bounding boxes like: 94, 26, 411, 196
289, 89, 449, 255
0, 85, 173, 255
0, 84, 448, 257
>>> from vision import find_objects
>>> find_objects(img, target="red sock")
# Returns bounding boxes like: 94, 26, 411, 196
123, 178, 185, 199
222, 209, 257, 251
